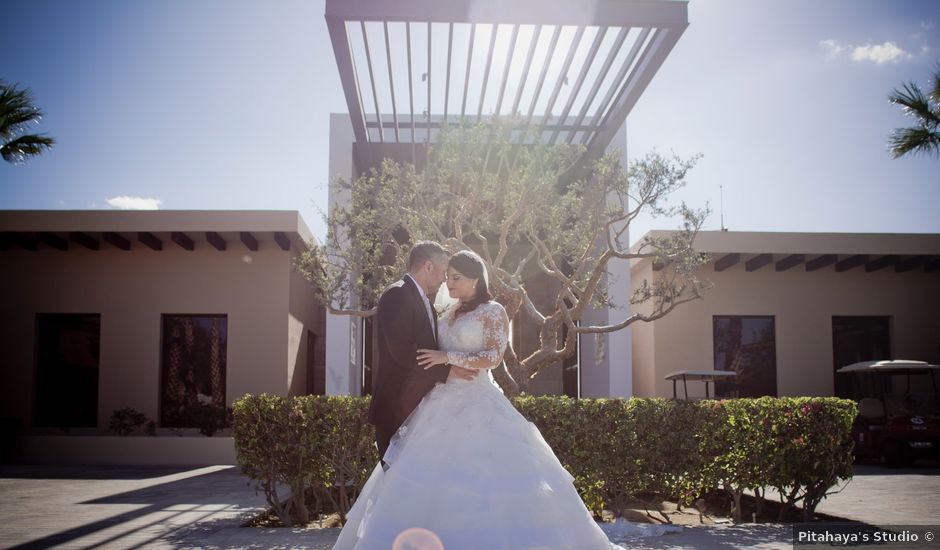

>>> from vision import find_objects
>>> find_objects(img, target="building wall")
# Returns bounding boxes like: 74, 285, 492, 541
0, 245, 292, 433
288, 255, 327, 396
324, 114, 634, 398
630, 259, 656, 397
636, 260, 940, 399
326, 112, 359, 395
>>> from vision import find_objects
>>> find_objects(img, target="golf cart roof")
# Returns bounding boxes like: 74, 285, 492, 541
664, 370, 738, 381
836, 360, 940, 374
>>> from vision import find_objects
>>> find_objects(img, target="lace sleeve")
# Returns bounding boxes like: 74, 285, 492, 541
446, 302, 510, 370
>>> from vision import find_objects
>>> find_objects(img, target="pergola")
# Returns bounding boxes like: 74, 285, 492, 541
325, 0, 688, 170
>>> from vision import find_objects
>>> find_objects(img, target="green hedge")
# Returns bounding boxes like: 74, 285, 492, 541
232, 394, 855, 526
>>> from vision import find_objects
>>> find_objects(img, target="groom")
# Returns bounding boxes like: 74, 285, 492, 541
368, 241, 476, 468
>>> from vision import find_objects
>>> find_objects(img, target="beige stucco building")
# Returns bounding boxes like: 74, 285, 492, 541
630, 230, 940, 400
0, 210, 325, 465
3, 211, 938, 466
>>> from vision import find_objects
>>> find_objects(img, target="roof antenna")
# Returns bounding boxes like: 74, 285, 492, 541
720, 184, 727, 231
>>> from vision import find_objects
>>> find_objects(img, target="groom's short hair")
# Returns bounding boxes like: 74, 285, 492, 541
408, 241, 447, 270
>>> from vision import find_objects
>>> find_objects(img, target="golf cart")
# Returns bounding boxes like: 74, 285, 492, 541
836, 359, 940, 467
664, 370, 738, 400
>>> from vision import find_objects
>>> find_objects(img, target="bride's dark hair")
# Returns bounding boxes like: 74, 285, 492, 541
449, 250, 492, 315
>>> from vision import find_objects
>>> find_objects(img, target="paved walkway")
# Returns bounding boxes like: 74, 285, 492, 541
0, 462, 937, 549
811, 464, 940, 525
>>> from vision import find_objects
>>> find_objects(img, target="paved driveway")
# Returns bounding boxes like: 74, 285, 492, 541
1, 462, 937, 549
812, 464, 940, 525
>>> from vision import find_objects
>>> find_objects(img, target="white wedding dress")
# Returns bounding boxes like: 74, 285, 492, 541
333, 301, 660, 550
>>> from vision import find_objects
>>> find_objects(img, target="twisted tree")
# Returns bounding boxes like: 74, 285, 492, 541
296, 121, 712, 395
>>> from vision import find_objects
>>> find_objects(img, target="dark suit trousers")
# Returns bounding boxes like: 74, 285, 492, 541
374, 422, 394, 469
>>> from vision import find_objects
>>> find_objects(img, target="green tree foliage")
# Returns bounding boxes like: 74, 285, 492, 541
297, 121, 711, 394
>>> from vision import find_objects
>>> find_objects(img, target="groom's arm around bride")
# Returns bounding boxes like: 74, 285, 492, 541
367, 241, 474, 463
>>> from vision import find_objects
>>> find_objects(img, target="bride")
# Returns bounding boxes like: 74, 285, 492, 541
333, 250, 630, 550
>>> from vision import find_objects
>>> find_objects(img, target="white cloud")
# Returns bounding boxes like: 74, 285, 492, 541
820, 39, 916, 64
820, 39, 845, 59
851, 41, 912, 64
922, 21, 935, 32
106, 196, 163, 210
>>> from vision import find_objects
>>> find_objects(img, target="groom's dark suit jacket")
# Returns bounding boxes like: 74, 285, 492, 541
368, 275, 451, 458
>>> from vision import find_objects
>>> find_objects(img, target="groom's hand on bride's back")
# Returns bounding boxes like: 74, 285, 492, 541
417, 349, 476, 382
447, 365, 477, 382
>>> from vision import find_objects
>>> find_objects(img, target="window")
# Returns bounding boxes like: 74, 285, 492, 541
307, 329, 325, 395
34, 314, 100, 428
160, 315, 227, 427
713, 315, 777, 397
832, 316, 891, 399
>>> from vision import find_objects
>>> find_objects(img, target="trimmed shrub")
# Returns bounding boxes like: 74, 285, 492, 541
232, 394, 856, 526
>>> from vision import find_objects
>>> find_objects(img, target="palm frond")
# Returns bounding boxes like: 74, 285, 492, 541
888, 126, 940, 159
0, 81, 46, 140
889, 81, 940, 129
929, 62, 940, 106
1, 133, 56, 165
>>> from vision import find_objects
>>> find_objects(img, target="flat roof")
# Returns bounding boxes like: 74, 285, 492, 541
0, 210, 316, 253
629, 229, 940, 274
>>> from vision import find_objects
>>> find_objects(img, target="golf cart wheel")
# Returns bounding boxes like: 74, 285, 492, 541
882, 439, 912, 468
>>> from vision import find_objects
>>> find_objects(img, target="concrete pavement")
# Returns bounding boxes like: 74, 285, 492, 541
0, 462, 937, 549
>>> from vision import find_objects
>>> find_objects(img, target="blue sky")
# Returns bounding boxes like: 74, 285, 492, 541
1, 0, 938, 243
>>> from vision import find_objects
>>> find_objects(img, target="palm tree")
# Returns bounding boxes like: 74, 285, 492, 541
888, 63, 940, 159
0, 80, 56, 165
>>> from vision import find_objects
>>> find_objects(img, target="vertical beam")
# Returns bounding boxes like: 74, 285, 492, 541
539, 26, 586, 143
523, 25, 562, 132
585, 25, 684, 158
360, 21, 385, 143
383, 21, 400, 142
550, 26, 606, 144
427, 22, 432, 139
325, 17, 369, 143
406, 22, 415, 142
566, 27, 628, 144
460, 23, 476, 119
476, 23, 499, 121
444, 22, 454, 123
510, 25, 541, 117
581, 27, 650, 145
493, 24, 519, 116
